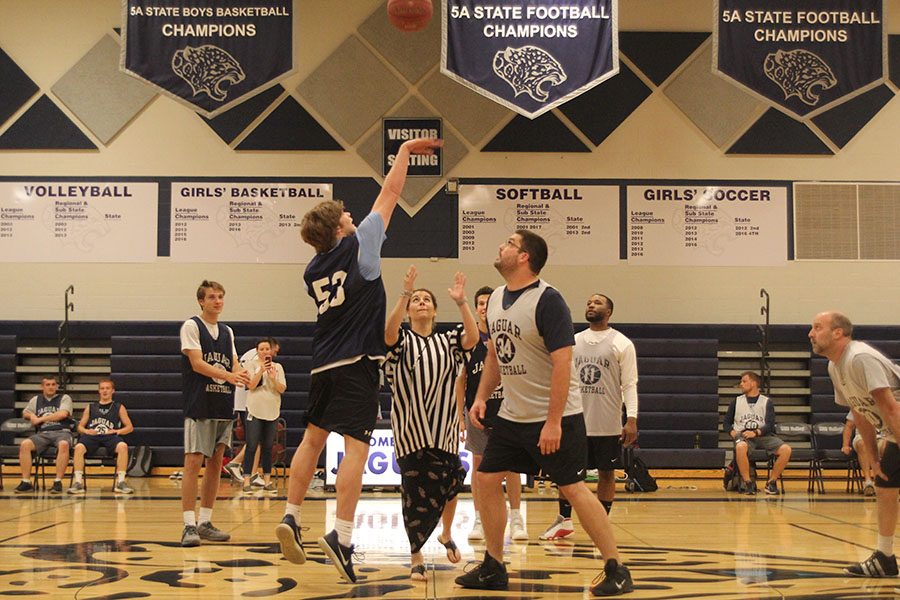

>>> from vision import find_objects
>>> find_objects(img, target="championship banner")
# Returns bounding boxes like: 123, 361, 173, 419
714, 0, 885, 119
122, 0, 293, 117
442, 0, 618, 119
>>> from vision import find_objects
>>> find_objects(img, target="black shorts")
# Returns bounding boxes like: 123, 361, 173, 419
586, 435, 622, 471
876, 442, 900, 488
478, 413, 587, 486
78, 434, 125, 456
304, 358, 380, 443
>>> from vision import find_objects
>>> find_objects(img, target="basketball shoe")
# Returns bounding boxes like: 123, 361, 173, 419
539, 515, 575, 540
844, 550, 898, 577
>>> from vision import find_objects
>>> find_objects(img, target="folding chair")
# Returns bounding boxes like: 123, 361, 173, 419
0, 418, 35, 490
812, 422, 862, 494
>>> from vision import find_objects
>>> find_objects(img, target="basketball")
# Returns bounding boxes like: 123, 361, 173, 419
387, 0, 433, 32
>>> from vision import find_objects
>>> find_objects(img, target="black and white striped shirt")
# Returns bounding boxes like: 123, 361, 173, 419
383, 325, 470, 458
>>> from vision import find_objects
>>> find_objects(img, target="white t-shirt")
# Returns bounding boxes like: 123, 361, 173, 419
246, 361, 286, 422
829, 340, 900, 443
179, 317, 238, 358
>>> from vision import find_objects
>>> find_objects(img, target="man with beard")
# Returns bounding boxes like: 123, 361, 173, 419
810, 311, 900, 578
459, 230, 633, 596
540, 293, 638, 540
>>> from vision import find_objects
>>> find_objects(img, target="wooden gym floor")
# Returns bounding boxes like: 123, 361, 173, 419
0, 475, 896, 599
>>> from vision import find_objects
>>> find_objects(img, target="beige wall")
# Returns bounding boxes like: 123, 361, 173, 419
0, 0, 897, 325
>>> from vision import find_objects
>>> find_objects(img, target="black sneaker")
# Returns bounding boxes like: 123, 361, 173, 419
275, 514, 306, 564
14, 481, 34, 493
590, 559, 634, 596
740, 480, 756, 495
454, 552, 509, 590
844, 550, 899, 577
764, 480, 780, 495
50, 480, 63, 494
317, 529, 357, 583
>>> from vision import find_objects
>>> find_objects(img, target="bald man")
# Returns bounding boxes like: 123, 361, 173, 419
810, 311, 900, 578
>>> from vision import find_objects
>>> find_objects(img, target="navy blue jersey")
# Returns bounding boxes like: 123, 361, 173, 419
304, 233, 387, 371
181, 316, 235, 419
87, 401, 122, 434
464, 333, 504, 422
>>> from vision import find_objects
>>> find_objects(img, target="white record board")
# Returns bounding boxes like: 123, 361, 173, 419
459, 184, 619, 266
626, 185, 788, 266
0, 181, 157, 262
170, 182, 332, 263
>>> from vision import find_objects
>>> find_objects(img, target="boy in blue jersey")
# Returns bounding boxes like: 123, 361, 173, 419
67, 378, 135, 495
276, 137, 442, 584
179, 280, 249, 547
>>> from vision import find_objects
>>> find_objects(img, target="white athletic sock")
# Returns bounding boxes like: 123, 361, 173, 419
877, 535, 894, 556
284, 503, 301, 521
117, 471, 126, 483
21, 478, 30, 484
509, 508, 521, 520
473, 510, 481, 523
183, 511, 196, 527
73, 471, 83, 483
335, 518, 353, 547
198, 507, 213, 525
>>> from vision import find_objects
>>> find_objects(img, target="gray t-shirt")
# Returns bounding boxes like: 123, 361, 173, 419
487, 280, 582, 423
829, 340, 900, 442
24, 394, 74, 431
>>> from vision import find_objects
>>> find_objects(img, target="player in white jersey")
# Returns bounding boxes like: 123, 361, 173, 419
541, 293, 638, 540
810, 311, 900, 578
458, 230, 633, 596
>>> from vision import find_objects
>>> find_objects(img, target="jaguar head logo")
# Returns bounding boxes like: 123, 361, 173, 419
763, 49, 836, 106
492, 45, 567, 103
171, 44, 245, 102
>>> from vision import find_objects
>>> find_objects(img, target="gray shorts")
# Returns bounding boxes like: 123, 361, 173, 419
184, 418, 232, 458
465, 411, 491, 455
737, 434, 785, 454
30, 430, 73, 455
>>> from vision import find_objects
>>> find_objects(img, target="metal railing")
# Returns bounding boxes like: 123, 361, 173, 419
757, 288, 771, 394
57, 285, 75, 392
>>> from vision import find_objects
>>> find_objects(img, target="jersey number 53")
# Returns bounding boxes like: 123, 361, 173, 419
311, 271, 347, 315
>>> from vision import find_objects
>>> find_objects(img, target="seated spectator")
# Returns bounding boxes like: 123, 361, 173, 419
842, 411, 886, 497
724, 371, 792, 495
68, 378, 135, 495
15, 375, 73, 494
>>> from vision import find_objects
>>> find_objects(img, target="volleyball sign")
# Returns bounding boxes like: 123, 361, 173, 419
714, 0, 885, 119
442, 0, 618, 119
122, 0, 294, 117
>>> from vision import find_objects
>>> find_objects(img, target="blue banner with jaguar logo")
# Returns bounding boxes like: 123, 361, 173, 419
714, 0, 885, 119
122, 0, 293, 117
441, 0, 618, 119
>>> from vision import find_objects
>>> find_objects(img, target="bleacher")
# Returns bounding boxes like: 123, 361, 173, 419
1, 321, 897, 470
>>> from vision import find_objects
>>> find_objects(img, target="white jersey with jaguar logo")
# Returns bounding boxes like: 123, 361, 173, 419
828, 340, 900, 443
486, 280, 582, 423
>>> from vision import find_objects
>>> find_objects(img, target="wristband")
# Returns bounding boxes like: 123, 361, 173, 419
455, 298, 467, 306
400, 290, 412, 297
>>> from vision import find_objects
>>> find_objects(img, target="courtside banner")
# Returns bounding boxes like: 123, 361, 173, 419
121, 0, 293, 117
442, 0, 618, 119
714, 0, 885, 119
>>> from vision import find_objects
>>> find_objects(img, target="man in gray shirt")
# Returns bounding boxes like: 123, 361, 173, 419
811, 311, 900, 578
15, 375, 73, 494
